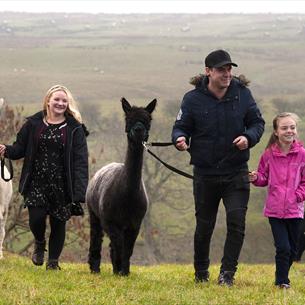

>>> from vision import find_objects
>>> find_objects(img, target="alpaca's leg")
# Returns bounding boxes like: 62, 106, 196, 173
109, 241, 120, 274
121, 227, 140, 275
0, 206, 8, 259
0, 219, 4, 259
108, 226, 123, 275
88, 209, 104, 273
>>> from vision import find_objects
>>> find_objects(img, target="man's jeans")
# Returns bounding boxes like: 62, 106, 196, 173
269, 217, 302, 285
193, 170, 249, 273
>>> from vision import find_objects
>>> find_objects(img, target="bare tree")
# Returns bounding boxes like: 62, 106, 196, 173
142, 109, 193, 263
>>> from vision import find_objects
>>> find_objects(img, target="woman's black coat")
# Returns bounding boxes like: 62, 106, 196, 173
5, 111, 89, 204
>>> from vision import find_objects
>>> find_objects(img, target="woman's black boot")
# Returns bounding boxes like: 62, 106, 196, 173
46, 259, 61, 270
31, 240, 46, 266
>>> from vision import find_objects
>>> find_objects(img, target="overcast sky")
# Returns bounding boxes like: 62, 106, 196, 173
0, 1, 305, 14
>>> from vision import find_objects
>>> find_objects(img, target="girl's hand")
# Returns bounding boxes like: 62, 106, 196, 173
248, 171, 258, 182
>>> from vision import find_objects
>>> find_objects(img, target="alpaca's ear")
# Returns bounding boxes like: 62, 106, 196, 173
121, 97, 132, 113
145, 99, 157, 114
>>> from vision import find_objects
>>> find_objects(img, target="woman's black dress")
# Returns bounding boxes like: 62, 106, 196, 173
25, 121, 72, 221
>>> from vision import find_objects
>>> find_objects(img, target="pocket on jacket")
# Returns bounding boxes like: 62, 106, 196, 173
267, 185, 283, 211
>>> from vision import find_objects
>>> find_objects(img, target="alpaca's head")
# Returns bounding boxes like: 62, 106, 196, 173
121, 97, 157, 144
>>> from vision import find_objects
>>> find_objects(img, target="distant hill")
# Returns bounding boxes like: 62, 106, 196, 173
0, 12, 304, 105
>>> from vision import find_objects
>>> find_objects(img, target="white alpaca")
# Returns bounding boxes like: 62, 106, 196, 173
0, 98, 13, 258
0, 167, 12, 258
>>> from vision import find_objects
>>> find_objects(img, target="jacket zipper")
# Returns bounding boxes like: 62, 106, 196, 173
283, 157, 291, 217
20, 142, 34, 194
20, 172, 29, 194
67, 125, 81, 203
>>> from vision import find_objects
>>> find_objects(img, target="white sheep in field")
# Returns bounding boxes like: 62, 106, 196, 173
0, 98, 13, 258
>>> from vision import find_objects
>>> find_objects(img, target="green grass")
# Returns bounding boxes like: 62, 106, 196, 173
1, 253, 305, 305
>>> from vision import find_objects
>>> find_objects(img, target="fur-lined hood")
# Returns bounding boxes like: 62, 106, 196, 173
189, 74, 250, 88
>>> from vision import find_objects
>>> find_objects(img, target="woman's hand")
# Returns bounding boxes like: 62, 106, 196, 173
0, 144, 6, 157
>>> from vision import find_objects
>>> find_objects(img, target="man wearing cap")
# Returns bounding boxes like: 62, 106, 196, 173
172, 49, 264, 286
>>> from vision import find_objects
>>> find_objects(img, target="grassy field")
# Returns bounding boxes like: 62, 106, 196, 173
1, 253, 305, 305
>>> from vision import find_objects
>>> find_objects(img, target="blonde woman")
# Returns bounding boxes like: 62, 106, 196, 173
0, 85, 89, 270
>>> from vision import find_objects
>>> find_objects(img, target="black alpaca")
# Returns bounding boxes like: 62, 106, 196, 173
86, 97, 157, 275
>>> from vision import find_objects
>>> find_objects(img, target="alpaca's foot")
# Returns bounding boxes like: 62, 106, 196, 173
112, 263, 121, 275
119, 261, 130, 276
118, 270, 130, 276
89, 259, 101, 273
113, 269, 129, 276
90, 267, 100, 274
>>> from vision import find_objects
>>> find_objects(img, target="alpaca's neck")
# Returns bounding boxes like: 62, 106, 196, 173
123, 141, 144, 189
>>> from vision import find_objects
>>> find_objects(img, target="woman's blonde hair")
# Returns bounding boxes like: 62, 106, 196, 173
43, 85, 83, 123
266, 112, 300, 149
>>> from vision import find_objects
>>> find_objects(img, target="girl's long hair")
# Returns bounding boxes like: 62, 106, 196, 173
43, 85, 83, 123
266, 112, 299, 149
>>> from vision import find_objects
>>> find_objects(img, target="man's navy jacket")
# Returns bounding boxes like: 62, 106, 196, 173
172, 75, 265, 176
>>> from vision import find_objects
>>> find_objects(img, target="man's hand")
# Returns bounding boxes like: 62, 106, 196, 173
233, 136, 248, 150
175, 136, 188, 151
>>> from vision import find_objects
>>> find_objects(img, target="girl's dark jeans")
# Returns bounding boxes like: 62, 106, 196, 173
193, 170, 249, 273
268, 217, 302, 285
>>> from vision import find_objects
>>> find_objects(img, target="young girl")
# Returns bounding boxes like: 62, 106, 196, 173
249, 112, 305, 289
0, 85, 89, 270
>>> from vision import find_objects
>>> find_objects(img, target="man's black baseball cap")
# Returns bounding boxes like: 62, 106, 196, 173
205, 49, 238, 68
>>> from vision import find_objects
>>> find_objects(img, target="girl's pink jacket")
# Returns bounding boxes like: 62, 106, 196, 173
252, 141, 305, 219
